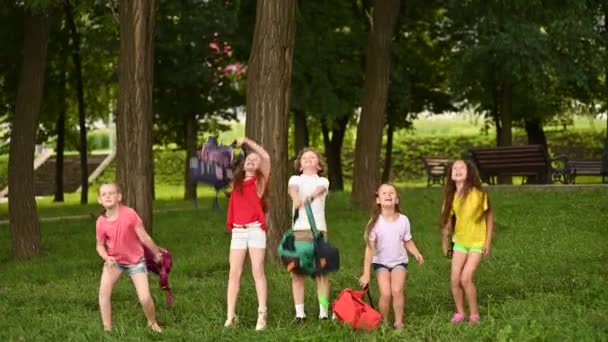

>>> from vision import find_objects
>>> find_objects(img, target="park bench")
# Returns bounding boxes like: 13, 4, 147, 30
420, 156, 450, 187
566, 160, 608, 184
468, 145, 569, 185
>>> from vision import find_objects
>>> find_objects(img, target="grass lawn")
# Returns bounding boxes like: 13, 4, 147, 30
0, 186, 607, 341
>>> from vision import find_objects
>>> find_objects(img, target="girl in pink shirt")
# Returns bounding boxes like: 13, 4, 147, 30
96, 183, 163, 333
359, 183, 424, 329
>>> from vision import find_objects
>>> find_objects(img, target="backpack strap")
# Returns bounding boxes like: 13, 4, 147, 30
304, 202, 319, 237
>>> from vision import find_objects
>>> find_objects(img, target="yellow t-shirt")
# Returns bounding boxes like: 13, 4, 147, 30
451, 188, 488, 248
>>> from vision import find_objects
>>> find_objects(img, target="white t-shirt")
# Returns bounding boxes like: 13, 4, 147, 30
288, 174, 329, 231
369, 214, 412, 267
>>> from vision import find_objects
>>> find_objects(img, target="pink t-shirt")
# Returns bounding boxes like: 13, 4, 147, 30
96, 205, 144, 265
369, 214, 412, 267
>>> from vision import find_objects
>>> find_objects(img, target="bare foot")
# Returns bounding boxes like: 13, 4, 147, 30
148, 321, 163, 333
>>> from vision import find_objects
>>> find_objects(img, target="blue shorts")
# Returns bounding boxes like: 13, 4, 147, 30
372, 263, 408, 272
116, 258, 147, 275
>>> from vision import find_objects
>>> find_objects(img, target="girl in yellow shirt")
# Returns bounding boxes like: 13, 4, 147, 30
439, 160, 494, 325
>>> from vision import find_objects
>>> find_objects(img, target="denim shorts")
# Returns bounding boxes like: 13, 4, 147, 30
372, 262, 408, 272
116, 257, 148, 275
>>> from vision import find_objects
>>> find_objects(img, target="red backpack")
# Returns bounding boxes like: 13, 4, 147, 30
332, 288, 382, 330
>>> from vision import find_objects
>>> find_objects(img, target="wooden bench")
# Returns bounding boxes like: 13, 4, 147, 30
420, 156, 449, 187
566, 160, 608, 184
468, 145, 568, 185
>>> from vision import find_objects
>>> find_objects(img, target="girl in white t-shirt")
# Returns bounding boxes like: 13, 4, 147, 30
288, 148, 331, 322
359, 183, 424, 328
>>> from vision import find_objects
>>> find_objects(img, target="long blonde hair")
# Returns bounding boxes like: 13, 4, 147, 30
364, 183, 401, 245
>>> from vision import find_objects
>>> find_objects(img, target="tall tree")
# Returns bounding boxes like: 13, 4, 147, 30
245, 0, 297, 257
351, 0, 401, 209
64, 0, 88, 204
54, 34, 67, 202
116, 0, 156, 232
8, 10, 51, 259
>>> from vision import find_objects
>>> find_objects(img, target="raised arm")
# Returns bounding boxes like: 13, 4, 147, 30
240, 137, 271, 179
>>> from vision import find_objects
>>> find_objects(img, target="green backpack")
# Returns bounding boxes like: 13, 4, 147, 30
277, 203, 319, 275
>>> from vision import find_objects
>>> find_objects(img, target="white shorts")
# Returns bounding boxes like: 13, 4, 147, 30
230, 224, 266, 250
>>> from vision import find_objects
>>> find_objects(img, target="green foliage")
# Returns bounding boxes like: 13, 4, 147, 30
0, 188, 606, 340
154, 0, 243, 147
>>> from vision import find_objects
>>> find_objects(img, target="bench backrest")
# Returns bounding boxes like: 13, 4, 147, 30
469, 145, 550, 177
421, 156, 449, 176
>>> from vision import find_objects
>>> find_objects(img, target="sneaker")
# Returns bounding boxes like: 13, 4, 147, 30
224, 315, 238, 328
255, 310, 267, 331
469, 313, 480, 325
319, 315, 329, 321
295, 316, 307, 324
450, 312, 465, 324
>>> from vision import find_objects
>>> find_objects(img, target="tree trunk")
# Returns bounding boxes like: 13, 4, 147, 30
525, 118, 547, 150
245, 0, 297, 259
184, 113, 197, 201
525, 118, 548, 184
381, 120, 394, 183
65, 0, 88, 204
351, 0, 401, 209
293, 109, 309, 157
321, 116, 348, 191
497, 82, 513, 184
498, 82, 513, 147
116, 0, 156, 232
54, 45, 67, 203
8, 12, 50, 259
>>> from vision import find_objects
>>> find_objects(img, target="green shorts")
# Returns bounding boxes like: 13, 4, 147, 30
453, 243, 483, 254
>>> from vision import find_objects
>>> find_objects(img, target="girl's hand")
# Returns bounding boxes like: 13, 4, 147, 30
441, 239, 449, 257
154, 251, 163, 263
292, 197, 302, 210
236, 137, 247, 147
483, 244, 491, 258
104, 256, 117, 267
359, 274, 370, 289
414, 253, 425, 265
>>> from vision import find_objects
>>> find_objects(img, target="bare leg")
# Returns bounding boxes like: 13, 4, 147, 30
390, 269, 407, 327
131, 272, 161, 332
460, 252, 483, 317
450, 251, 468, 315
292, 273, 306, 316
375, 270, 392, 323
226, 248, 248, 324
98, 263, 122, 331
249, 247, 267, 330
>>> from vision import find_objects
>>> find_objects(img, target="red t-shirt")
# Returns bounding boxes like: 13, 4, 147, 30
227, 176, 266, 231
96, 205, 144, 264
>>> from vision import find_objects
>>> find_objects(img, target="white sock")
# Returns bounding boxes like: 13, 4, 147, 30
319, 303, 328, 318
295, 304, 306, 318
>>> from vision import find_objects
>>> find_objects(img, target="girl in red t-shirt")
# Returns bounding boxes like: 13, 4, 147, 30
225, 137, 271, 330
96, 183, 163, 333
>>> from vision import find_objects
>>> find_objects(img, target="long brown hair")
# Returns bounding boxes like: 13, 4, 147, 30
439, 159, 483, 228
232, 156, 270, 212
364, 183, 401, 245
293, 147, 326, 176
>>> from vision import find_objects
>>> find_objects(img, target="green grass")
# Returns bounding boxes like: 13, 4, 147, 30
0, 187, 607, 341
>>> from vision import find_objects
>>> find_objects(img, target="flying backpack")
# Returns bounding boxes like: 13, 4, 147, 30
144, 247, 174, 308
189, 137, 243, 212
277, 201, 340, 276
332, 287, 381, 330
